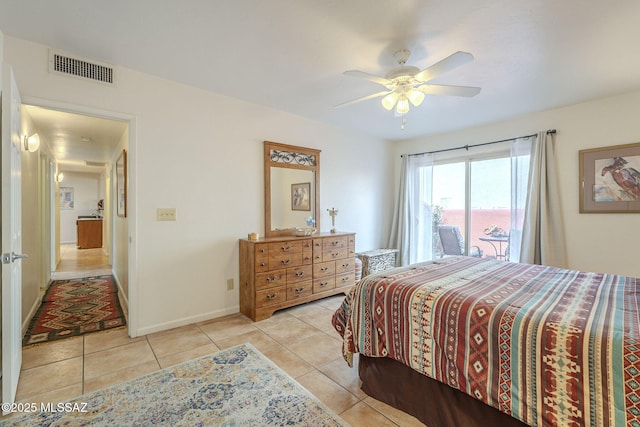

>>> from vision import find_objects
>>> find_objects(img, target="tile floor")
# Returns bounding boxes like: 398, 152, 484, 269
14, 244, 425, 426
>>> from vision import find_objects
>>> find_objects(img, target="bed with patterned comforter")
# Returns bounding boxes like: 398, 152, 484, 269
332, 256, 640, 427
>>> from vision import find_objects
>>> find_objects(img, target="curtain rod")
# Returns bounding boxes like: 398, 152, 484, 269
404, 129, 557, 158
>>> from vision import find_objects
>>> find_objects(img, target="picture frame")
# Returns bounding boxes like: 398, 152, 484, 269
60, 187, 74, 209
579, 142, 640, 213
116, 149, 127, 217
291, 182, 311, 211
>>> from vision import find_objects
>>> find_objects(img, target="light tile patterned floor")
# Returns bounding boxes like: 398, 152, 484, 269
15, 244, 424, 426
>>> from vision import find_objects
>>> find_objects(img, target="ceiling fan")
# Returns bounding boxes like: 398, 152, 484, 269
336, 49, 481, 116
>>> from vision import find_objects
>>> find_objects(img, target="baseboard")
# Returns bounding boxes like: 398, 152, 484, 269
136, 306, 240, 336
111, 272, 129, 313
23, 293, 44, 335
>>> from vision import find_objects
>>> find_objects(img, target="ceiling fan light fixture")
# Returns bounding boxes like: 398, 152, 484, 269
381, 92, 399, 110
396, 97, 410, 115
407, 89, 425, 107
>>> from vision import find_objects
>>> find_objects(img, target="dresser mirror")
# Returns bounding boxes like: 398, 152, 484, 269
264, 141, 320, 237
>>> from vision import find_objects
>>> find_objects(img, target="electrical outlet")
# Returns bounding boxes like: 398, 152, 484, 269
157, 208, 177, 221
226, 278, 234, 290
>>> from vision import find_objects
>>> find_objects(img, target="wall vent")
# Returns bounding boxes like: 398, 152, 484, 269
85, 161, 106, 167
49, 50, 115, 85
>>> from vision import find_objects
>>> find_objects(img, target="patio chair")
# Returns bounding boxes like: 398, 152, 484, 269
438, 225, 483, 258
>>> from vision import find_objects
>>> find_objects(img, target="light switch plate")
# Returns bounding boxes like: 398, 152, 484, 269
157, 208, 177, 221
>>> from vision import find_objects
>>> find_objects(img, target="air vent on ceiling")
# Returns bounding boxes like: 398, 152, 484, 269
85, 161, 106, 167
49, 50, 115, 85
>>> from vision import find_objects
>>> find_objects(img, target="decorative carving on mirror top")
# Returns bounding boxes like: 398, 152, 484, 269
269, 149, 316, 166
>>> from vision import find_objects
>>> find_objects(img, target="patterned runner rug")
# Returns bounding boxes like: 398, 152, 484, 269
4, 343, 349, 426
23, 275, 126, 346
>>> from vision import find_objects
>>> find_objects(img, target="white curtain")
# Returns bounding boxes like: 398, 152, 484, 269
388, 153, 434, 266
519, 131, 567, 267
508, 135, 534, 262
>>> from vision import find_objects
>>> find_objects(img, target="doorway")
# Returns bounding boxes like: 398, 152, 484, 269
21, 101, 135, 334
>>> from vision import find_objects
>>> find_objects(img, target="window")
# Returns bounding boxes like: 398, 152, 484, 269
428, 147, 529, 261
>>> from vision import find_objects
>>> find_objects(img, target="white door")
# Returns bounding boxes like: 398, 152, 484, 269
1, 65, 24, 409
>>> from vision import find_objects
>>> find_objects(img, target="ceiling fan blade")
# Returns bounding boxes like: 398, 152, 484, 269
343, 70, 392, 86
417, 84, 481, 97
414, 51, 475, 83
334, 90, 392, 108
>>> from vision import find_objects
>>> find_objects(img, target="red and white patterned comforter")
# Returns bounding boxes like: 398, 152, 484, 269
332, 256, 640, 427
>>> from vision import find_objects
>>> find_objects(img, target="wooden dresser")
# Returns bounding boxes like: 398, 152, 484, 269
239, 232, 356, 321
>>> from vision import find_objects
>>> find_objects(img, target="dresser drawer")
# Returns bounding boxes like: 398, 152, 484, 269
287, 281, 312, 301
324, 236, 348, 250
336, 271, 356, 288
255, 269, 286, 290
256, 285, 286, 307
269, 253, 303, 270
254, 244, 270, 257
313, 277, 335, 293
287, 265, 312, 283
323, 247, 349, 262
302, 249, 313, 265
255, 258, 270, 272
269, 241, 303, 256
313, 261, 335, 278
312, 239, 324, 262
336, 258, 355, 275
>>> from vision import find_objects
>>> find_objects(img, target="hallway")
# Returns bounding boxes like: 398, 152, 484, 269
52, 243, 112, 280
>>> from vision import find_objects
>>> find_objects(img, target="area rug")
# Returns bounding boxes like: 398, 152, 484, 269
22, 275, 126, 346
3, 343, 349, 427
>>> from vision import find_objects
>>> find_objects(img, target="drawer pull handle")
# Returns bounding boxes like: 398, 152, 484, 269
266, 275, 279, 283
320, 267, 328, 272
320, 282, 328, 287
331, 241, 339, 246
295, 271, 305, 277
342, 263, 350, 268
342, 276, 350, 282
260, 262, 267, 267
266, 293, 278, 300
259, 248, 266, 254
332, 252, 339, 258
281, 245, 291, 252
281, 259, 291, 265
295, 287, 305, 294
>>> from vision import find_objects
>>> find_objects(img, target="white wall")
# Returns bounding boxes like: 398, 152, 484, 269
58, 172, 103, 243
4, 35, 393, 335
20, 108, 43, 328
393, 90, 640, 278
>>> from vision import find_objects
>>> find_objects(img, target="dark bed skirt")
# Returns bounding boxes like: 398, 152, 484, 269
358, 355, 529, 427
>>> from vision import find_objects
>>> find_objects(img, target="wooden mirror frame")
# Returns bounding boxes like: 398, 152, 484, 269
264, 141, 320, 237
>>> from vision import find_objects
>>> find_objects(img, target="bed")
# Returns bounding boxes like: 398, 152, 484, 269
332, 256, 640, 427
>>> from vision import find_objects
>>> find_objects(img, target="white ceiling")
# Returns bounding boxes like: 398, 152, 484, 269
22, 106, 128, 173
3, 0, 640, 152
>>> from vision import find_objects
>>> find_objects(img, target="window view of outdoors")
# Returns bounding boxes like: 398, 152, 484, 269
432, 157, 511, 259
470, 158, 511, 259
